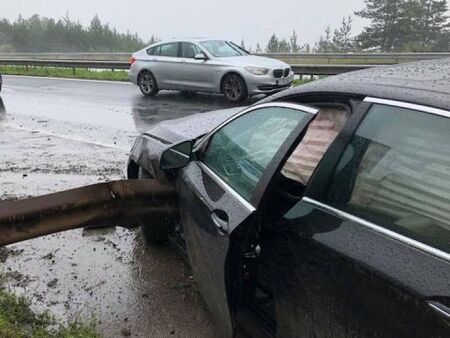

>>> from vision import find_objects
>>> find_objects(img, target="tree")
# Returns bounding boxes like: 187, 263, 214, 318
315, 26, 334, 52
290, 30, 301, 53
255, 43, 263, 53
355, 0, 409, 51
278, 38, 291, 52
356, 0, 449, 51
240, 39, 246, 50
266, 34, 280, 52
333, 16, 354, 52
410, 0, 449, 51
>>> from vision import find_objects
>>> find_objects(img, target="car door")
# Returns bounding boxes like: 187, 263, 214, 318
152, 42, 183, 89
266, 98, 450, 338
177, 102, 319, 337
178, 42, 214, 91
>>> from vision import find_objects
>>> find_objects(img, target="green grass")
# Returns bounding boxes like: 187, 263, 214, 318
0, 66, 129, 82
0, 289, 100, 338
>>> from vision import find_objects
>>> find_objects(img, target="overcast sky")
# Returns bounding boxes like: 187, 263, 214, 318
0, 0, 368, 47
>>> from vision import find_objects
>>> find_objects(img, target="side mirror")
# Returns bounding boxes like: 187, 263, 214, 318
194, 53, 207, 61
160, 141, 193, 170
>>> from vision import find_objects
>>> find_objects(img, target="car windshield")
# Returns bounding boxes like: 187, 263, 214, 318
200, 40, 247, 57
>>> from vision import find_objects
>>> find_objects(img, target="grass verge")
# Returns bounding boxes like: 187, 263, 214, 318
0, 66, 129, 82
0, 287, 100, 338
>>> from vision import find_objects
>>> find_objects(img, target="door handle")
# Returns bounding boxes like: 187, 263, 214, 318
428, 301, 450, 320
211, 210, 229, 236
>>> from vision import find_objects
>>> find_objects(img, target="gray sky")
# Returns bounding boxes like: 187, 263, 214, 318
0, 0, 367, 48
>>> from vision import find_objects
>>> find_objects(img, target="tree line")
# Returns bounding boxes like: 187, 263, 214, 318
0, 0, 448, 53
0, 14, 158, 53
257, 0, 449, 53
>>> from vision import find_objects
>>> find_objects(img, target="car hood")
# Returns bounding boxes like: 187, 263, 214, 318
214, 55, 290, 69
142, 106, 245, 144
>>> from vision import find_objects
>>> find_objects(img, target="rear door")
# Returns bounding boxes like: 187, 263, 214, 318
177, 102, 318, 337
268, 99, 450, 337
178, 42, 214, 91
152, 42, 183, 88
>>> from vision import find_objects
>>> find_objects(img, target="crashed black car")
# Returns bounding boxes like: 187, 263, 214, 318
127, 59, 450, 338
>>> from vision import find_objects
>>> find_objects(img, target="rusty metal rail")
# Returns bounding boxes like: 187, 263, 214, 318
0, 180, 177, 246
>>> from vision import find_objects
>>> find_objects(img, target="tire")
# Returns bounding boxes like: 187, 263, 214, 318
138, 167, 174, 244
222, 73, 248, 103
138, 70, 159, 97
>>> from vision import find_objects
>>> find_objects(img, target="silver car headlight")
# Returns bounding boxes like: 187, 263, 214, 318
245, 67, 269, 76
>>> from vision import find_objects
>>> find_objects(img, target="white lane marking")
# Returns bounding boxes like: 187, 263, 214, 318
3, 74, 133, 86
3, 122, 132, 151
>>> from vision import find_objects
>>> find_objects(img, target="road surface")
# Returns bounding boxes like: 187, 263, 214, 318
0, 75, 257, 337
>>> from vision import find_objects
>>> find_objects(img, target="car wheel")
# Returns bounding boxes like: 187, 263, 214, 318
138, 71, 159, 97
138, 167, 174, 244
222, 73, 248, 103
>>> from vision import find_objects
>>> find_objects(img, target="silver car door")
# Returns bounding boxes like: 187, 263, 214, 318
179, 42, 214, 91
154, 42, 183, 89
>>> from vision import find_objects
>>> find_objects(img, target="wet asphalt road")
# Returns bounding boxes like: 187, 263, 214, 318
0, 75, 259, 337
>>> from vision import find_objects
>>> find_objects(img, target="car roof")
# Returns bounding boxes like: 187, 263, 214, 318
153, 38, 227, 45
270, 58, 450, 111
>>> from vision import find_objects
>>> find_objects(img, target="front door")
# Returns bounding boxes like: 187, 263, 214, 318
178, 103, 318, 337
178, 42, 214, 91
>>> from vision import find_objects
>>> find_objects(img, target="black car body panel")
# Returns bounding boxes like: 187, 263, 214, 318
128, 107, 242, 178
128, 58, 450, 337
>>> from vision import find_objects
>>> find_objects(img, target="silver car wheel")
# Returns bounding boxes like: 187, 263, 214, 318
223, 74, 247, 102
140, 73, 154, 94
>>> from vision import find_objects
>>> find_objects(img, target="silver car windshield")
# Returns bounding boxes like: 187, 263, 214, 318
200, 40, 247, 57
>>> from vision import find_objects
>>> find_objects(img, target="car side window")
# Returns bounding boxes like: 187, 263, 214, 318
325, 103, 450, 253
146, 46, 160, 56
159, 42, 179, 57
181, 42, 202, 58
203, 107, 309, 201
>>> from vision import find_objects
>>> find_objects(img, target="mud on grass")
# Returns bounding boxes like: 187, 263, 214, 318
0, 262, 100, 338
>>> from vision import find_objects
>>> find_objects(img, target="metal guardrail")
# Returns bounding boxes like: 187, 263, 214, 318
0, 52, 449, 76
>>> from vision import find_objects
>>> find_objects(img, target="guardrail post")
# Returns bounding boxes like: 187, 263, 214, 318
72, 67, 76, 75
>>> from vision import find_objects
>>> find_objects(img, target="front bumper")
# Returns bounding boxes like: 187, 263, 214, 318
246, 73, 295, 96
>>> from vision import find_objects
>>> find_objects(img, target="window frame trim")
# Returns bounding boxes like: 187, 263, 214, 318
302, 197, 450, 262
364, 97, 450, 119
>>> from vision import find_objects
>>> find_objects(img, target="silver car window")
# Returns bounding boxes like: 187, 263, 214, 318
159, 42, 179, 57
181, 42, 202, 58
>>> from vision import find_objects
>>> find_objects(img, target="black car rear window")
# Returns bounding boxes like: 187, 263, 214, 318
325, 104, 450, 253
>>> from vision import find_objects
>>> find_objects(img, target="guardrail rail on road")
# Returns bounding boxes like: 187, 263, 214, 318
0, 52, 449, 76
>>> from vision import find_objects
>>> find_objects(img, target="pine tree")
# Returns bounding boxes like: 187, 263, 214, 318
290, 30, 301, 53
355, 0, 408, 51
278, 38, 291, 52
333, 16, 354, 52
255, 43, 262, 53
315, 26, 333, 52
240, 39, 246, 50
266, 34, 280, 52
412, 0, 449, 51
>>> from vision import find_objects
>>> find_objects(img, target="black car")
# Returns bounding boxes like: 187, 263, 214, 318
0, 73, 2, 92
127, 59, 450, 338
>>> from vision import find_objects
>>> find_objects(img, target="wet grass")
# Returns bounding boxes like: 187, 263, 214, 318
0, 66, 129, 82
0, 288, 100, 338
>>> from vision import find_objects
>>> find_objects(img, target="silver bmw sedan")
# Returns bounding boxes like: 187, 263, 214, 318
129, 38, 294, 102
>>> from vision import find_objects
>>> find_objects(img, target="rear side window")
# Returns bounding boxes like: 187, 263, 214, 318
159, 42, 179, 57
146, 46, 160, 55
203, 107, 309, 201
326, 104, 450, 253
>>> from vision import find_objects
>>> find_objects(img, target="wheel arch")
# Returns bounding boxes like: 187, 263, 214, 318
220, 71, 248, 93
